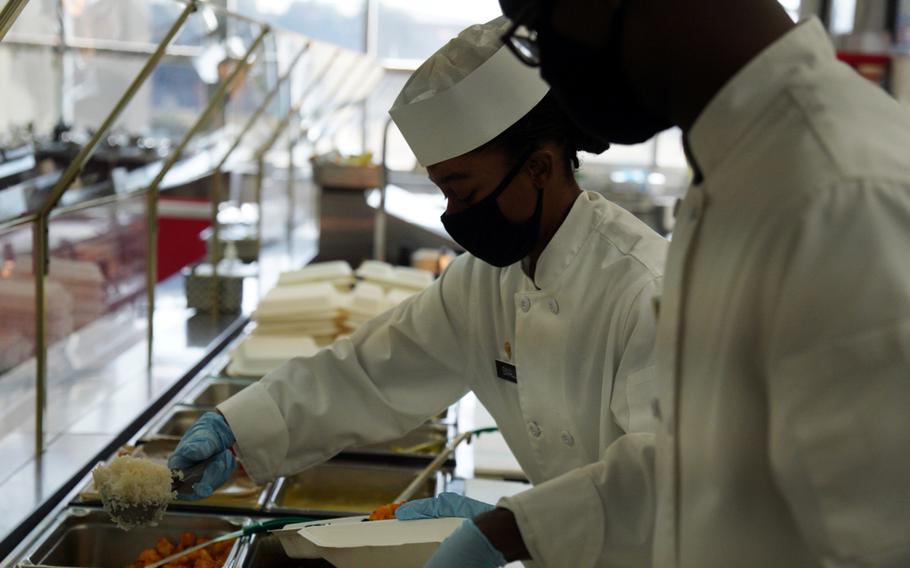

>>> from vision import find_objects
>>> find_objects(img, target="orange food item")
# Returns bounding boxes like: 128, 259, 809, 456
369, 502, 402, 521
126, 533, 236, 568
155, 537, 175, 558
178, 532, 196, 551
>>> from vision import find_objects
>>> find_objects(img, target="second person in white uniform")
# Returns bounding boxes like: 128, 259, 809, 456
169, 17, 667, 566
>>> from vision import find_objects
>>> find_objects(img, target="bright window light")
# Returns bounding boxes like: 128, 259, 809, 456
830, 0, 858, 34
778, 0, 801, 22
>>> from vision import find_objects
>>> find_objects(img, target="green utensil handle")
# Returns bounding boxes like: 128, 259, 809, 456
472, 427, 499, 436
243, 516, 318, 535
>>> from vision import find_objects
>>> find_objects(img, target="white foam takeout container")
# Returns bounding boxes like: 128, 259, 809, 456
227, 334, 318, 377
274, 516, 463, 568
278, 261, 355, 289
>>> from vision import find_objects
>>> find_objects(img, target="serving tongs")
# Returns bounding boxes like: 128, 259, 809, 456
102, 454, 219, 529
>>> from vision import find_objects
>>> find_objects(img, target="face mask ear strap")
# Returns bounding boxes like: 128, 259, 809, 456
489, 145, 539, 200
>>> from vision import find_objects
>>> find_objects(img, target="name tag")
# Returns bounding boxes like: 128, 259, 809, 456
495, 360, 518, 383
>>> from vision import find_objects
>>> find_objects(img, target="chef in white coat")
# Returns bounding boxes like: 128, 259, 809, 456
498, 0, 910, 566
169, 17, 667, 567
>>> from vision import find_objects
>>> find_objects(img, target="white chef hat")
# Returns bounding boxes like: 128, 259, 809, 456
389, 16, 550, 167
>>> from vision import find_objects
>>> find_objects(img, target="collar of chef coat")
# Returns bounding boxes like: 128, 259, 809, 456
688, 17, 835, 181
524, 191, 599, 290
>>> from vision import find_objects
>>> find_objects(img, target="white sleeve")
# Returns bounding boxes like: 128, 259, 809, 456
766, 180, 910, 566
219, 257, 474, 483
499, 433, 656, 567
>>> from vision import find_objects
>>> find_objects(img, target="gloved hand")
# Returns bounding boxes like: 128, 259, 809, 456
424, 519, 507, 568
395, 492, 496, 520
397, 493, 506, 568
167, 411, 236, 500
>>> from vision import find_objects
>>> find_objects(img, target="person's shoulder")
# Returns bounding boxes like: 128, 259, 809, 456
584, 192, 667, 279
438, 250, 504, 288
788, 61, 910, 183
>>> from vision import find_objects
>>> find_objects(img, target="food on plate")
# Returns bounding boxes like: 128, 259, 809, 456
368, 501, 402, 521
126, 532, 236, 568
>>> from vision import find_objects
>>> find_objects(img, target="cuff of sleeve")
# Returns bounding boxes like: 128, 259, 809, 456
217, 382, 290, 484
498, 468, 604, 567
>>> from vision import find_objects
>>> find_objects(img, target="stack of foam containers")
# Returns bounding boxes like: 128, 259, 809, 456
355, 260, 435, 293
339, 261, 435, 333
252, 281, 348, 341
227, 334, 319, 378
277, 260, 356, 291
227, 262, 357, 378
342, 282, 392, 332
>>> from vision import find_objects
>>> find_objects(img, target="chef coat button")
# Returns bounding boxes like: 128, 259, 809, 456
560, 431, 575, 447
528, 421, 542, 438
520, 297, 531, 313
548, 299, 559, 315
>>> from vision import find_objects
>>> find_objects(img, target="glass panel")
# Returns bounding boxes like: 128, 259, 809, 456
68, 0, 180, 45
364, 70, 414, 170
0, 223, 38, 483
831, 0, 858, 34
0, 46, 60, 140
44, 194, 150, 436
4, 0, 59, 39
231, 0, 366, 52
377, 0, 501, 62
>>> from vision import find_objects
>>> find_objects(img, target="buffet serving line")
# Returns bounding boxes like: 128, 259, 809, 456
2, 256, 484, 567
0, 0, 492, 564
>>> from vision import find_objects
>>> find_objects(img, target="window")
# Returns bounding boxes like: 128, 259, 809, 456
830, 0, 858, 34
377, 0, 502, 64
231, 0, 367, 51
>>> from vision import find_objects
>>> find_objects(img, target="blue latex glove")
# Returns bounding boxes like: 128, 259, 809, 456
424, 519, 507, 568
396, 492, 496, 520
167, 411, 236, 500
397, 493, 506, 568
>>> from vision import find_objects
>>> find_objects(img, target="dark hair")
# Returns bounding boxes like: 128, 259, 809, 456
475, 92, 608, 174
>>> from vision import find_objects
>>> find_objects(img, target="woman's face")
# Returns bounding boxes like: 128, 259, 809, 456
427, 148, 538, 223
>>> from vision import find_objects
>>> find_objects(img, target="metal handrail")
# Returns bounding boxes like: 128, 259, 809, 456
374, 115, 395, 261
0, 0, 30, 41
32, 0, 199, 455
0, 213, 38, 233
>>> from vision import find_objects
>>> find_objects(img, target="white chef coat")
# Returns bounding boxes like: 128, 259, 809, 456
537, 18, 910, 567
219, 191, 667, 563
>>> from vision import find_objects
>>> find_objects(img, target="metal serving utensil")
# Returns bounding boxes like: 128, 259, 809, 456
102, 454, 218, 530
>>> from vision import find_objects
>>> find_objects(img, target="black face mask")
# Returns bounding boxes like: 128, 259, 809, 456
441, 150, 542, 267
536, 0, 673, 145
